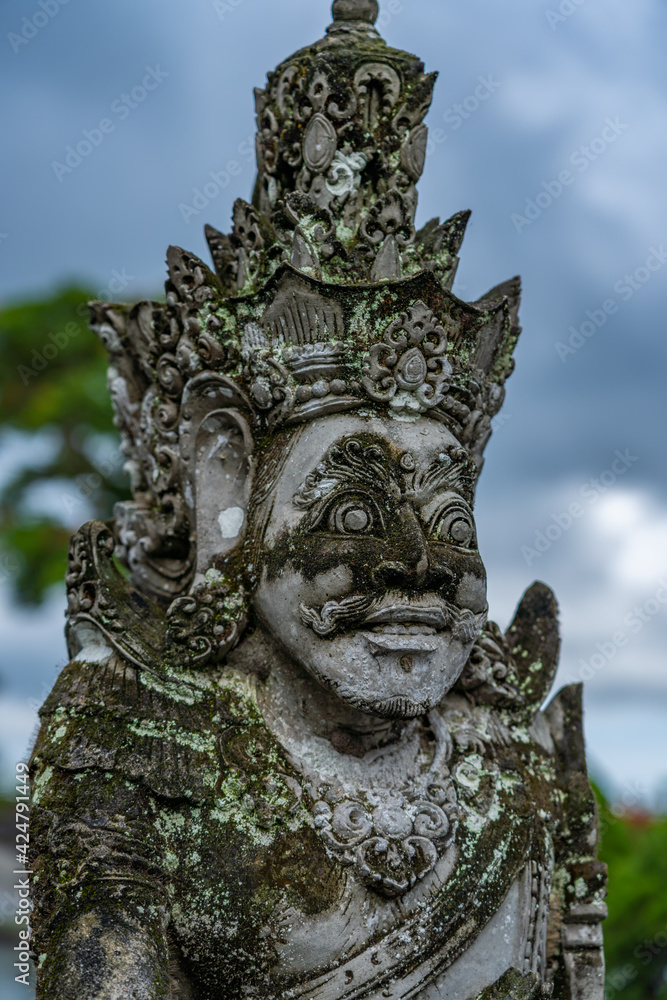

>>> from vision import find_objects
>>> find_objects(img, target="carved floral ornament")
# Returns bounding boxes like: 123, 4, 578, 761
244, 299, 455, 423
259, 58, 406, 189
362, 301, 453, 416
252, 1, 438, 268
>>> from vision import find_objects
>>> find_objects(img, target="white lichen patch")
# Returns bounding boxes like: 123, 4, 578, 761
140, 669, 205, 706
163, 850, 180, 873
574, 877, 588, 899
210, 803, 274, 849
158, 809, 186, 833
462, 811, 487, 836
31, 765, 54, 806
218, 506, 245, 539
127, 718, 216, 756
216, 669, 260, 719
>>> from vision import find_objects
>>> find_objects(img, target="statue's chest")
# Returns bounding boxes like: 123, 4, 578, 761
288, 714, 459, 899
161, 724, 553, 999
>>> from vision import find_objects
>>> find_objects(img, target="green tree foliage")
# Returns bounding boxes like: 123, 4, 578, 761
0, 288, 127, 604
597, 790, 667, 998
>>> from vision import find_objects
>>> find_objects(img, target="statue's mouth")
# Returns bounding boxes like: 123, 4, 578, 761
360, 605, 446, 652
362, 631, 441, 654
362, 604, 449, 629
300, 594, 487, 644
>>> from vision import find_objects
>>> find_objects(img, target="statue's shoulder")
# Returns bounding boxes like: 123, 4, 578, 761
34, 520, 292, 811
36, 656, 301, 834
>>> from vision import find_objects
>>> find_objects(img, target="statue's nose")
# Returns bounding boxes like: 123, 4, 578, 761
371, 506, 429, 589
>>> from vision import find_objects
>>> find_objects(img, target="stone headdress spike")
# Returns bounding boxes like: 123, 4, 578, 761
90, 0, 521, 601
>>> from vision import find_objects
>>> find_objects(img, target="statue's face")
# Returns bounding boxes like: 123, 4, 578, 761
252, 414, 488, 718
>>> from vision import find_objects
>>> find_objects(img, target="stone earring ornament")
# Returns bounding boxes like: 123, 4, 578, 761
29, 3, 607, 999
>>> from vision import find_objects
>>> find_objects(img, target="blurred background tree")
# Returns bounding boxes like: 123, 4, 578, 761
597, 788, 667, 998
0, 288, 128, 604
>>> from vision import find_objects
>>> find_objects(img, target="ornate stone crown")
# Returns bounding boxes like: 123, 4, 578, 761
91, 0, 521, 602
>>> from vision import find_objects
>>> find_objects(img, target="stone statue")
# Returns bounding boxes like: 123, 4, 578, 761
29, 2, 607, 997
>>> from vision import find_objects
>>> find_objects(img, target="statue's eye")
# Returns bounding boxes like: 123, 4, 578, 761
431, 501, 476, 548
328, 499, 375, 535
306, 491, 382, 536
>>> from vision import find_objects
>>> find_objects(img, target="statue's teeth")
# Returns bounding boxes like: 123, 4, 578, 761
372, 624, 437, 635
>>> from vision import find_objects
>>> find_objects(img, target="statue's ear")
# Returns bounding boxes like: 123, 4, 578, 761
180, 375, 255, 577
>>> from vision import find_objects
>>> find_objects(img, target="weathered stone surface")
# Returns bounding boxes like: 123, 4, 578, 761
332, 0, 379, 23
29, 3, 606, 998
475, 968, 552, 998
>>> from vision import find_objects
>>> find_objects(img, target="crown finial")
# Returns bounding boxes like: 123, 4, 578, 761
332, 0, 379, 23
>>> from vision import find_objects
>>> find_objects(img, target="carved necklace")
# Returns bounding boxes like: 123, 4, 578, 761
303, 711, 458, 898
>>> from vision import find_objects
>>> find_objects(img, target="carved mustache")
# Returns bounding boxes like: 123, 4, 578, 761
299, 595, 486, 643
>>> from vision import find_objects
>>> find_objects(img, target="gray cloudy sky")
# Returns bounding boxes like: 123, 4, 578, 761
1, 0, 667, 804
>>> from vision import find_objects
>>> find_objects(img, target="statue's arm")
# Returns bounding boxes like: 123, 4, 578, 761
33, 875, 172, 998
30, 759, 174, 998
30, 656, 175, 998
